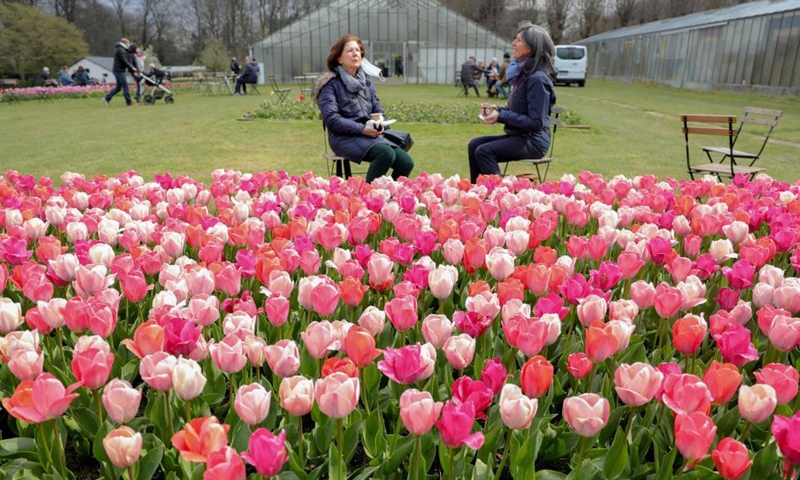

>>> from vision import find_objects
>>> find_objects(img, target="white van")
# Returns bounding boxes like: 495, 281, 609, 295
554, 45, 587, 87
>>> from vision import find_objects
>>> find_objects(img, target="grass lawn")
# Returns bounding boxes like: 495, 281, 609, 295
1, 79, 798, 184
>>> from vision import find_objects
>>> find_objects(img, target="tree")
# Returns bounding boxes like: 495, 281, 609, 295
544, 0, 571, 45
0, 2, 88, 80
576, 0, 605, 39
198, 36, 228, 73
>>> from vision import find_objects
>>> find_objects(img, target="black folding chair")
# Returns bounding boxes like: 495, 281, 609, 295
501, 106, 563, 183
699, 106, 782, 171
682, 114, 765, 180
268, 75, 291, 104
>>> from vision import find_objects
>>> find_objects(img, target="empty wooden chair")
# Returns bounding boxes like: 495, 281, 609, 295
682, 114, 765, 180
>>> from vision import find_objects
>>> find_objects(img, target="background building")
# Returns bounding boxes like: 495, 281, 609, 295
250, 0, 511, 84
578, 0, 800, 95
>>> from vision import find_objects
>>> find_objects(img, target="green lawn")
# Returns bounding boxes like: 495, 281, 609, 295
1, 80, 798, 184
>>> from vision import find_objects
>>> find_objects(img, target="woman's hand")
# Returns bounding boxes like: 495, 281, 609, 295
483, 110, 500, 125
362, 124, 381, 138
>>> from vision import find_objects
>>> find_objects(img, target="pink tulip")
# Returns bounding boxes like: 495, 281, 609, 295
0, 298, 23, 333
768, 315, 800, 351
442, 238, 465, 265
187, 295, 221, 327
520, 355, 554, 398
738, 384, 777, 424
400, 389, 443, 435
241, 428, 288, 477
300, 321, 340, 359
453, 310, 493, 339
755, 363, 799, 404
485, 247, 515, 280
74, 264, 114, 297
103, 426, 143, 468
675, 411, 716, 461
171, 416, 230, 463
429, 265, 458, 299
662, 373, 712, 415
567, 353, 593, 379
451, 376, 494, 420
774, 284, 800, 314
235, 383, 271, 426
264, 293, 290, 327
244, 335, 267, 367
265, 340, 301, 377
204, 446, 246, 480
513, 317, 549, 356
773, 411, 800, 464
435, 401, 485, 449
712, 438, 752, 480
378, 344, 427, 384
653, 283, 682, 318
481, 357, 509, 395
139, 351, 178, 392
422, 314, 454, 349
71, 347, 114, 390
2, 373, 80, 424
630, 280, 655, 309
314, 372, 359, 419
385, 295, 419, 331
703, 360, 742, 405
499, 384, 538, 430
311, 281, 339, 317
367, 253, 395, 291
617, 251, 645, 279
442, 334, 476, 370
614, 362, 663, 406
102, 379, 142, 424
279, 376, 314, 416
121, 319, 165, 359
713, 322, 759, 367
585, 321, 619, 364
672, 314, 707, 355
563, 393, 610, 437
210, 334, 248, 374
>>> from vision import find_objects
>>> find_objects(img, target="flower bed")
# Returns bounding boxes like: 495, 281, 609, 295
0, 169, 799, 480
1, 85, 112, 101
242, 99, 586, 126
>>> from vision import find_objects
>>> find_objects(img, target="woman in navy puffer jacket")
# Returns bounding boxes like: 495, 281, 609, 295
467, 24, 557, 183
315, 34, 414, 183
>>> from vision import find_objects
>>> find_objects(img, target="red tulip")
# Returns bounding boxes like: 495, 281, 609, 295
520, 355, 553, 398
703, 360, 742, 405
712, 438, 752, 480
567, 353, 593, 379
344, 326, 382, 368
171, 416, 230, 463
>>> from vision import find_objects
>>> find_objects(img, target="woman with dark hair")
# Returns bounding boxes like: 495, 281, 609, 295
467, 24, 557, 183
314, 34, 414, 183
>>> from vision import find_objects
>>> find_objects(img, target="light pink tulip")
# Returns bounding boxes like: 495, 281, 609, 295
400, 388, 443, 435
614, 362, 663, 406
674, 412, 716, 461
171, 357, 207, 401
563, 393, 610, 437
279, 376, 314, 416
102, 379, 142, 424
210, 334, 248, 373
314, 372, 359, 419
265, 340, 301, 378
235, 383, 271, 426
662, 373, 712, 415
422, 314, 454, 349
577, 295, 607, 326
443, 333, 476, 369
300, 321, 340, 359
139, 351, 178, 392
755, 363, 799, 404
428, 265, 458, 300
737, 384, 777, 424
499, 384, 538, 429
103, 426, 143, 468
0, 298, 23, 333
358, 306, 386, 337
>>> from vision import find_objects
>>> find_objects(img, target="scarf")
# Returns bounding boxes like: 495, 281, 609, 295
336, 65, 372, 117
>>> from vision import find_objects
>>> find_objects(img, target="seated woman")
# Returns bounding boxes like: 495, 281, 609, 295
73, 66, 91, 86
467, 24, 556, 184
315, 34, 414, 183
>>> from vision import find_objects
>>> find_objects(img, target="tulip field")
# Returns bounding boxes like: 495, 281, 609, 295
1, 168, 800, 480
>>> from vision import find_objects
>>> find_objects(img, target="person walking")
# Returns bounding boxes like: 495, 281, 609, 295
104, 38, 138, 106
460, 56, 484, 97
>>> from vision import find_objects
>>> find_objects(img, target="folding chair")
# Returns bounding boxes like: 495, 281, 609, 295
699, 106, 782, 170
682, 114, 765, 180
501, 106, 563, 183
268, 75, 291, 104
248, 83, 261, 95
321, 123, 352, 179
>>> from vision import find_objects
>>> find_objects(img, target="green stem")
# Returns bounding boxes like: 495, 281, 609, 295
128, 465, 136, 480
448, 447, 455, 480
624, 405, 636, 439
675, 458, 688, 480
38, 423, 54, 469
164, 390, 174, 438
740, 421, 751, 444
360, 369, 371, 414
93, 388, 104, 424
389, 409, 403, 458
495, 428, 514, 478
575, 436, 587, 478
185, 399, 192, 422
52, 419, 67, 478
412, 435, 421, 480
336, 418, 345, 460
297, 415, 304, 463
56, 328, 67, 368
586, 365, 597, 393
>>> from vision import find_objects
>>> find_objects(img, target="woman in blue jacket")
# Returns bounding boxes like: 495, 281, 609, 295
467, 24, 557, 183
315, 34, 414, 183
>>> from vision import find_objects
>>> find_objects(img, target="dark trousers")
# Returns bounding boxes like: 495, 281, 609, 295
235, 77, 249, 94
364, 143, 414, 183
463, 81, 479, 97
105, 71, 131, 105
468, 134, 544, 183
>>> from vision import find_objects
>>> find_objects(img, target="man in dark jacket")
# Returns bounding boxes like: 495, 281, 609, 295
104, 37, 138, 106
234, 57, 259, 95
460, 56, 484, 97
231, 57, 241, 75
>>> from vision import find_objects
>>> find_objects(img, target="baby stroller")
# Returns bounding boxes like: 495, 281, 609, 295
140, 67, 174, 105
